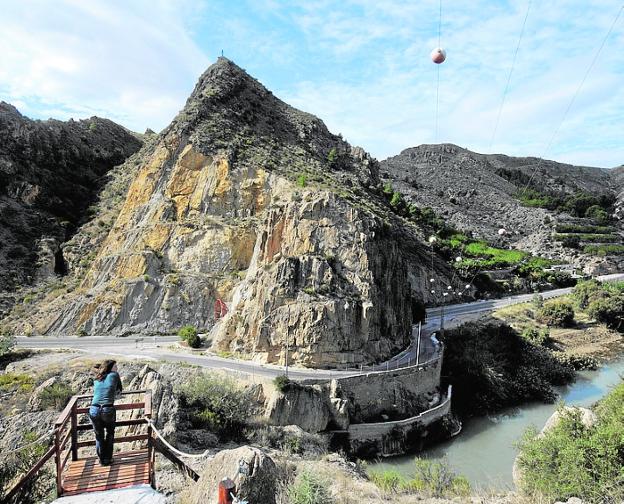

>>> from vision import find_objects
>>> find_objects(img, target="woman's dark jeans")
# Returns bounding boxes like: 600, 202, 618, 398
89, 405, 116, 464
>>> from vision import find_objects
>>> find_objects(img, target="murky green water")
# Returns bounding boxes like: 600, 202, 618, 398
373, 358, 624, 491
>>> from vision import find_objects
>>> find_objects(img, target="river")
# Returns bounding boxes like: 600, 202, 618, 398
373, 358, 624, 491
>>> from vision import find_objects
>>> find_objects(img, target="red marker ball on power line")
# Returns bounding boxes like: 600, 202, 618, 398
431, 47, 446, 64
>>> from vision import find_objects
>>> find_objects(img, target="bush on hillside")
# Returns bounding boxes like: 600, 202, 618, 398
177, 325, 201, 348
536, 301, 575, 327
273, 374, 292, 392
516, 384, 624, 503
521, 327, 551, 346
39, 382, 74, 411
584, 204, 609, 224
571, 280, 607, 309
177, 373, 253, 438
0, 333, 15, 358
587, 295, 624, 331
368, 459, 470, 498
288, 470, 332, 504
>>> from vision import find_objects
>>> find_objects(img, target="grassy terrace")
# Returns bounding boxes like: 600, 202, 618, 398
553, 233, 620, 243
554, 224, 616, 234
583, 244, 624, 256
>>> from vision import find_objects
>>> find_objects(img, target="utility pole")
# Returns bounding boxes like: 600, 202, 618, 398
416, 321, 422, 365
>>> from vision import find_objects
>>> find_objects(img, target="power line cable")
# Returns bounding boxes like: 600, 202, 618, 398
521, 3, 624, 194
490, 0, 533, 150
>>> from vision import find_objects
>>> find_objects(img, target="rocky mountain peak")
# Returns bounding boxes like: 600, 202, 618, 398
0, 101, 21, 117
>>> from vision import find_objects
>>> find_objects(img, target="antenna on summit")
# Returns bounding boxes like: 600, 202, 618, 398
221, 49, 224, 57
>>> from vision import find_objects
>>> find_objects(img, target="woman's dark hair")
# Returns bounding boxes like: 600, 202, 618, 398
93, 359, 116, 381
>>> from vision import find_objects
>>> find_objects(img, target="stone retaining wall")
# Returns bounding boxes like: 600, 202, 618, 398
333, 385, 453, 457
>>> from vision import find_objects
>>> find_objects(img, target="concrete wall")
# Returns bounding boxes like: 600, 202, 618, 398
336, 385, 454, 457
302, 349, 443, 423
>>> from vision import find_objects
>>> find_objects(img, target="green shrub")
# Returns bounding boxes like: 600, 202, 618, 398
0, 373, 34, 393
390, 191, 403, 208
288, 470, 332, 504
516, 385, 624, 502
583, 244, 624, 256
0, 334, 15, 358
587, 295, 624, 331
297, 174, 307, 187
555, 224, 616, 234
532, 293, 544, 310
39, 382, 73, 411
536, 301, 575, 327
554, 233, 619, 243
369, 469, 403, 493
368, 459, 470, 498
411, 458, 471, 498
273, 374, 291, 392
521, 327, 550, 346
516, 257, 557, 277
572, 280, 606, 309
327, 148, 337, 165
177, 373, 253, 437
584, 204, 609, 224
177, 325, 201, 348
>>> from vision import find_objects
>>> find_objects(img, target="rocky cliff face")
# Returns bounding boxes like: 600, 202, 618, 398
381, 144, 619, 254
613, 165, 624, 221
0, 103, 142, 315
5, 58, 449, 366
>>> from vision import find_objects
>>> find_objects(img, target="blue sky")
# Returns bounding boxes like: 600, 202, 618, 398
1, 0, 623, 167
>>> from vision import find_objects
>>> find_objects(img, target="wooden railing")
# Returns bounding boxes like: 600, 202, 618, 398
2, 390, 154, 503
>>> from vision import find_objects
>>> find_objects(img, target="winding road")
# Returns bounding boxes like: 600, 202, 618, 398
15, 273, 623, 381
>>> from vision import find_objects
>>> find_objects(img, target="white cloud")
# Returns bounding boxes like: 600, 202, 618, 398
0, 0, 210, 132
279, 0, 624, 167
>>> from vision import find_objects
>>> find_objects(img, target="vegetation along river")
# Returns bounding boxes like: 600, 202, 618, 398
373, 357, 624, 490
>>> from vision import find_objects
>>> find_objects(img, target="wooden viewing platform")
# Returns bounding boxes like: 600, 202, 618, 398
2, 390, 198, 503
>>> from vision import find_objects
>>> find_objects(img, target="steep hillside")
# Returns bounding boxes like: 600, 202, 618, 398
4, 58, 451, 367
0, 103, 142, 315
614, 165, 624, 220
381, 144, 622, 272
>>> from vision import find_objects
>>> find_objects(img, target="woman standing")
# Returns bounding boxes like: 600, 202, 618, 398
90, 359, 122, 466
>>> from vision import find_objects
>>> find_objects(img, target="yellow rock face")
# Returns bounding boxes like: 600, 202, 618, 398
166, 144, 212, 220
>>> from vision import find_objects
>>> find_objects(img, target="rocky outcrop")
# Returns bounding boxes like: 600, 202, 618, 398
7, 58, 449, 367
0, 102, 142, 308
181, 446, 278, 504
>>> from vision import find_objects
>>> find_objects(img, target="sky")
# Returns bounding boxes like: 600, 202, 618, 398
1, 0, 623, 168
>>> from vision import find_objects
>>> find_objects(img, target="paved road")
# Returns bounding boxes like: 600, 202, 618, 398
16, 273, 623, 380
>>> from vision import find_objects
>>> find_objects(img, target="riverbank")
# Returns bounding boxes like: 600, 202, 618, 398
372, 356, 624, 491
492, 298, 624, 361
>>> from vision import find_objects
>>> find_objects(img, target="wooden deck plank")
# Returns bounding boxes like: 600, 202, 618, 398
65, 453, 148, 472
61, 449, 151, 496
64, 465, 149, 484
64, 473, 150, 490
63, 478, 150, 496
